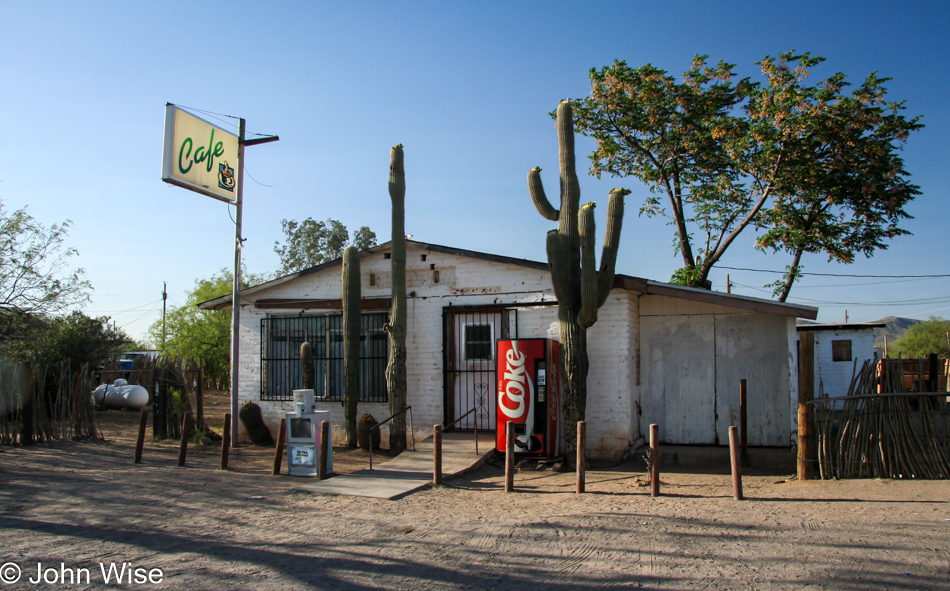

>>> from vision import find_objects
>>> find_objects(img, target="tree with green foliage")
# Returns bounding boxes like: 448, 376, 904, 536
149, 268, 267, 388
8, 311, 133, 370
0, 200, 90, 325
890, 317, 950, 359
273, 218, 377, 276
572, 52, 921, 296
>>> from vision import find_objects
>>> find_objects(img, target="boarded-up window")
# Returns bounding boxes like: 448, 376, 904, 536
832, 340, 852, 362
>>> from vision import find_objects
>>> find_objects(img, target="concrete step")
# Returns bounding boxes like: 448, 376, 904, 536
649, 444, 796, 471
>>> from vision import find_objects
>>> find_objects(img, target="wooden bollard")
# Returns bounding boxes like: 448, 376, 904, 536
273, 417, 287, 475
220, 413, 231, 470
650, 423, 660, 498
504, 422, 515, 493
797, 332, 815, 481
433, 424, 443, 485
134, 409, 149, 464
729, 425, 744, 500
739, 379, 748, 467
576, 421, 586, 494
178, 413, 193, 467
318, 420, 330, 480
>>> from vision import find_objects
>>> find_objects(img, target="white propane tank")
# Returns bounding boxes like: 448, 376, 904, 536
92, 380, 150, 410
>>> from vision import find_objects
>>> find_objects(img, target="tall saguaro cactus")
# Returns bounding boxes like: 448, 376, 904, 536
300, 342, 315, 391
342, 245, 361, 447
386, 144, 408, 454
529, 101, 628, 461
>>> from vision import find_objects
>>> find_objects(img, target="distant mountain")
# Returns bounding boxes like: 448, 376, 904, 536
869, 316, 922, 351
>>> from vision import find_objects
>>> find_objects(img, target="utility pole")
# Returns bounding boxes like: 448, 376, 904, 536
162, 281, 167, 351
160, 104, 278, 446
229, 121, 279, 444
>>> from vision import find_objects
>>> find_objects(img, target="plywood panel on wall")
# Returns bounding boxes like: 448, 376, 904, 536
640, 314, 716, 444
713, 314, 791, 446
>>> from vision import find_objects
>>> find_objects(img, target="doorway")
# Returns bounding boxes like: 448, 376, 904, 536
442, 307, 518, 430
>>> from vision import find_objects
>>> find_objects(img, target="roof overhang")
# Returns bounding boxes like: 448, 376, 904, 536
199, 239, 818, 320
796, 322, 885, 332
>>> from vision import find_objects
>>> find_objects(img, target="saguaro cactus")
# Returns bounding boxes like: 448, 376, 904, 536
529, 101, 628, 462
386, 144, 408, 454
300, 342, 315, 391
342, 245, 362, 447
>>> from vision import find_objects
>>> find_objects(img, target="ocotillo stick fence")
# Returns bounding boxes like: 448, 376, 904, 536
811, 358, 949, 480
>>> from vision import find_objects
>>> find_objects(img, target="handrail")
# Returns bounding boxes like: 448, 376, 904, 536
444, 407, 475, 429
368, 405, 415, 470
443, 407, 480, 455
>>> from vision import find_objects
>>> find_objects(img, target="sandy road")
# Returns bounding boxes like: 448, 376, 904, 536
0, 438, 948, 590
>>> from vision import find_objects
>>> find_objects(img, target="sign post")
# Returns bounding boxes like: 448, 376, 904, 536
162, 105, 277, 444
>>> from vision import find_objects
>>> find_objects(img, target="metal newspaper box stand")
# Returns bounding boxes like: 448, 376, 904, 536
286, 389, 333, 477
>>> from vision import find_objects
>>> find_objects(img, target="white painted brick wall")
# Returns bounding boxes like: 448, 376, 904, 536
586, 290, 639, 457
234, 244, 643, 458
812, 329, 876, 398
232, 243, 797, 457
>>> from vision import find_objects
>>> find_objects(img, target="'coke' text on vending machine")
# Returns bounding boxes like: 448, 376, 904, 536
496, 339, 561, 458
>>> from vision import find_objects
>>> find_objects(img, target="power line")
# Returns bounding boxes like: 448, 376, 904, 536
718, 266, 950, 279
730, 282, 950, 307
170, 103, 278, 139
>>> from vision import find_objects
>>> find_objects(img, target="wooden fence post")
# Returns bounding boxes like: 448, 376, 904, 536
273, 417, 286, 475
433, 424, 443, 485
178, 413, 193, 467
576, 421, 586, 494
134, 409, 149, 464
729, 425, 744, 500
505, 422, 515, 493
318, 420, 330, 480
75, 371, 83, 437
196, 367, 205, 429
650, 423, 660, 498
928, 353, 938, 392
220, 413, 231, 470
740, 378, 748, 467
797, 332, 815, 481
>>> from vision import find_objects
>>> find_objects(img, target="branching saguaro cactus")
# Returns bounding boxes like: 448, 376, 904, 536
529, 101, 628, 462
342, 245, 361, 447
385, 144, 408, 454
300, 342, 315, 391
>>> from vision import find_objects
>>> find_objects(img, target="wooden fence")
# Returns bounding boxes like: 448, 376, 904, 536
812, 358, 950, 479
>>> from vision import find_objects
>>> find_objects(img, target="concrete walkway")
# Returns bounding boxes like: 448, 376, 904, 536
294, 431, 496, 499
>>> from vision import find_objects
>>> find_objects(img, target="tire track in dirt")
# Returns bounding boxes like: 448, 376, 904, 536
461, 517, 510, 567
543, 541, 597, 583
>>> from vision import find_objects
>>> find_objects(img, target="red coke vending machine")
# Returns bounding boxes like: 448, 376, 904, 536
496, 338, 561, 458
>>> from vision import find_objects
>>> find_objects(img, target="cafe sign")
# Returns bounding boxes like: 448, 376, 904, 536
161, 104, 239, 203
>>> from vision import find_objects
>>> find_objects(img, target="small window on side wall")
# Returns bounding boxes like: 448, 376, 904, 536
463, 323, 494, 361
832, 339, 852, 362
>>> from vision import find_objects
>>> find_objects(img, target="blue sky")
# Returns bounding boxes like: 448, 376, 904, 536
1, 1, 948, 342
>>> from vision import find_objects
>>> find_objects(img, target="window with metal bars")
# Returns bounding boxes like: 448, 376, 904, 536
260, 313, 389, 401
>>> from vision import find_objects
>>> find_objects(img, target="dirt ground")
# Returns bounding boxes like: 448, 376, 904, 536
0, 397, 948, 590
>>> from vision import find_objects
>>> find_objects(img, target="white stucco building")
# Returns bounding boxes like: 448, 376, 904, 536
200, 240, 817, 458
796, 322, 884, 398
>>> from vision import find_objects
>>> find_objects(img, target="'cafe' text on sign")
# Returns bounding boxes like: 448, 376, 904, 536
161, 105, 239, 203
